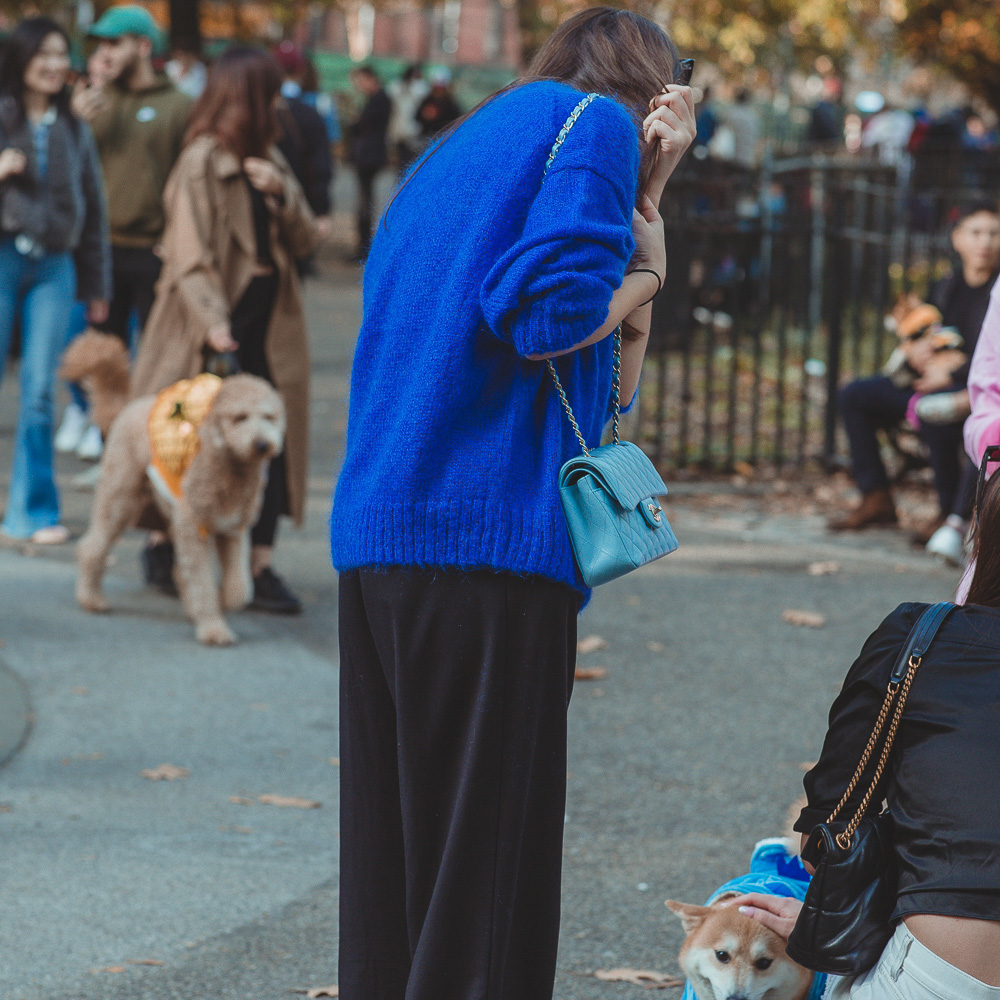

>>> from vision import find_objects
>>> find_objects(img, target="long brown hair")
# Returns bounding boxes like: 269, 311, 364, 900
185, 46, 281, 159
966, 468, 1000, 608
387, 7, 680, 219
526, 8, 680, 197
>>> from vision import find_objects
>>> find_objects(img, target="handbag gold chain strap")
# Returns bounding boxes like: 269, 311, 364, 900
546, 328, 621, 457
826, 652, 923, 850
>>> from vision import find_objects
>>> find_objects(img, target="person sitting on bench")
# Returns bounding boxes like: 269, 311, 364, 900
828, 202, 1000, 563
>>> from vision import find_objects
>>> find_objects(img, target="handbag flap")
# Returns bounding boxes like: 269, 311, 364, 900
558, 441, 668, 511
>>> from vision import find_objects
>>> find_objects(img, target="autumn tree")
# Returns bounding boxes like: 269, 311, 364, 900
896, 1, 1000, 115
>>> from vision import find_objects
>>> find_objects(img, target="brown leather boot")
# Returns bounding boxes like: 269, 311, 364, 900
827, 488, 897, 531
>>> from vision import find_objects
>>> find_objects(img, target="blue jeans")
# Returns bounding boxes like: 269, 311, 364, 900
0, 239, 77, 537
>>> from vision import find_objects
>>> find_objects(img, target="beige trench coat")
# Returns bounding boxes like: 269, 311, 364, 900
132, 135, 318, 524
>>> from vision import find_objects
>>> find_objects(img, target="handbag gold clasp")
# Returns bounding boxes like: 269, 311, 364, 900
646, 501, 662, 523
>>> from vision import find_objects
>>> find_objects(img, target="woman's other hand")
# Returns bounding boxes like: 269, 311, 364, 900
87, 299, 109, 325
0, 147, 27, 182
243, 157, 285, 196
207, 322, 238, 353
717, 892, 804, 941
630, 194, 665, 282
643, 85, 696, 200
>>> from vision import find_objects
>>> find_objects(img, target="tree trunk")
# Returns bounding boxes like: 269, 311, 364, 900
168, 0, 202, 52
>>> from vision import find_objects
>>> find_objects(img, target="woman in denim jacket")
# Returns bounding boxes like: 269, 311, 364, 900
0, 18, 110, 544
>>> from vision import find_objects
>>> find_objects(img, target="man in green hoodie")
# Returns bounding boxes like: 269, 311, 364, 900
71, 5, 192, 593
72, 5, 191, 347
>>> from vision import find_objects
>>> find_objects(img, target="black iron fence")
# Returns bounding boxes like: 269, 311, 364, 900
643, 152, 1000, 472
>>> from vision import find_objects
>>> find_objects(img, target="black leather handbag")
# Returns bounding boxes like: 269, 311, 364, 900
785, 601, 955, 975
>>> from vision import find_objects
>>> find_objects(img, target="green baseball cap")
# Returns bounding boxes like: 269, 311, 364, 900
88, 5, 164, 49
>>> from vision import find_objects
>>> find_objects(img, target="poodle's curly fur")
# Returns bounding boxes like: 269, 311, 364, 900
69, 334, 286, 645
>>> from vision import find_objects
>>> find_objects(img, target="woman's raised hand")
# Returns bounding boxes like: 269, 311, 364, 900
630, 194, 666, 282
243, 157, 285, 197
643, 84, 696, 199
0, 148, 27, 182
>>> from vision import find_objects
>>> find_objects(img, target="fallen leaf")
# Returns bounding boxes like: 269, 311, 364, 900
230, 796, 255, 806
733, 460, 755, 479
594, 968, 683, 988
250, 702, 270, 711
574, 666, 608, 681
577, 634, 607, 655
0, 804, 12, 814
72, 686, 89, 696
782, 609, 826, 629
127, 959, 165, 966
798, 761, 817, 771
141, 764, 190, 781
329, 757, 340, 766
807, 560, 841, 576
258, 794, 321, 810
93, 966, 126, 974
646, 640, 665, 653
291, 986, 339, 998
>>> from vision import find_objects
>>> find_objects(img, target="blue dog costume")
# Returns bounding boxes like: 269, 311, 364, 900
680, 840, 826, 1000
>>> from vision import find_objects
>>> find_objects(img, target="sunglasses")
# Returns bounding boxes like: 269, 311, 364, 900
676, 59, 695, 86
975, 444, 1000, 515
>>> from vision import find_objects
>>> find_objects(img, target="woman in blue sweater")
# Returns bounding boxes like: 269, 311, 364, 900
331, 9, 696, 997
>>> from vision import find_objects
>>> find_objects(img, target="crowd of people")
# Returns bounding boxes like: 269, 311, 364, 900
691, 75, 999, 182
0, 8, 462, 608
0, 7, 332, 612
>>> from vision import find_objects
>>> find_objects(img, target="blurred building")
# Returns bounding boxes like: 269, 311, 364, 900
310, 0, 521, 68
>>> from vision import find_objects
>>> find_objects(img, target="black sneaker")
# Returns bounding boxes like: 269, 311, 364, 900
251, 567, 302, 615
142, 540, 178, 596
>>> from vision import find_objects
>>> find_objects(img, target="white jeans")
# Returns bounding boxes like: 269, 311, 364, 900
824, 923, 1000, 1000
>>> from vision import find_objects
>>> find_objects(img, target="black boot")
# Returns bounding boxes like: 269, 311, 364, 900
142, 540, 177, 596
251, 567, 302, 615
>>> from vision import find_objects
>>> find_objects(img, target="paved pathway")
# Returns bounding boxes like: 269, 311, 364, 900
0, 263, 959, 998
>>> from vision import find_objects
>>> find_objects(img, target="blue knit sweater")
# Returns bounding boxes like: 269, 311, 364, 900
330, 81, 640, 595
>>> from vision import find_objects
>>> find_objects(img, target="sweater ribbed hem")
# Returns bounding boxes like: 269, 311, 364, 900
331, 497, 587, 598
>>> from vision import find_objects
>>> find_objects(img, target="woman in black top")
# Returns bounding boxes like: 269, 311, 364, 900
724, 471, 1000, 995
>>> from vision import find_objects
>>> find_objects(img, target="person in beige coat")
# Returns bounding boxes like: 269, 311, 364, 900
132, 45, 318, 613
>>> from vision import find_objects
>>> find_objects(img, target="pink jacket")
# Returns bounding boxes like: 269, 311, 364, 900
965, 279, 1000, 462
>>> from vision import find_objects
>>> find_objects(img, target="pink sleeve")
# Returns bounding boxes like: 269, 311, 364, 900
965, 279, 1000, 462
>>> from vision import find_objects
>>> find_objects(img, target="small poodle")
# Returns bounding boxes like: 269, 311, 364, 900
68, 332, 286, 645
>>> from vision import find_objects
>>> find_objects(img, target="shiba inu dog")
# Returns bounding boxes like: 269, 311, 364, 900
665, 840, 825, 1000
666, 893, 814, 1000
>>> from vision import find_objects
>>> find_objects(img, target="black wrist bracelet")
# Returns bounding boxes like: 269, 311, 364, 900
629, 267, 662, 306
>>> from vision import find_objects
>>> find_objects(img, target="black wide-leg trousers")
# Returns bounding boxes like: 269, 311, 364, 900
338, 567, 580, 1000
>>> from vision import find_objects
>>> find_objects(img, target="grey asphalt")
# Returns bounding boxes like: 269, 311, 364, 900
0, 260, 958, 999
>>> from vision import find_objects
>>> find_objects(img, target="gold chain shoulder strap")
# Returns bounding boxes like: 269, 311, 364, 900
541, 91, 622, 457
826, 603, 952, 850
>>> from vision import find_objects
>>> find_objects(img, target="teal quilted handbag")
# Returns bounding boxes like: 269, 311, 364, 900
548, 330, 678, 587
543, 93, 679, 587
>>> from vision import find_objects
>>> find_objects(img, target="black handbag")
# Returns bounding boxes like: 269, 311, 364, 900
785, 601, 955, 975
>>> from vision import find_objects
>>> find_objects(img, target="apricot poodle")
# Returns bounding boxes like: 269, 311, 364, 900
68, 332, 286, 645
